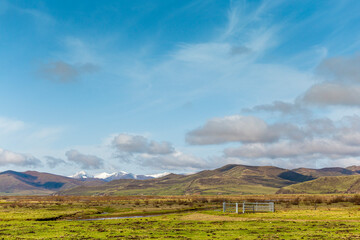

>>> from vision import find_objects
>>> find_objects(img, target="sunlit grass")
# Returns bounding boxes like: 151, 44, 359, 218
1, 195, 360, 239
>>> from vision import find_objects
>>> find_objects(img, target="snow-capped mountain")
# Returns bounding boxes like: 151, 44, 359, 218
69, 171, 93, 179
69, 171, 171, 182
94, 171, 142, 181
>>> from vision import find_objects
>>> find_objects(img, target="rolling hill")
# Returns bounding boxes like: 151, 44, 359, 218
0, 170, 104, 195
346, 166, 360, 174
2, 164, 360, 196
277, 175, 360, 194
292, 167, 358, 178
57, 164, 314, 196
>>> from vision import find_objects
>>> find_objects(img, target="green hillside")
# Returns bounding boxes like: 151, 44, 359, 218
292, 167, 358, 178
0, 170, 104, 196
277, 175, 360, 194
58, 164, 313, 196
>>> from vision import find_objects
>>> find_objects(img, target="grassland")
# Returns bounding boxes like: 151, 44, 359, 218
1, 195, 360, 239
278, 175, 360, 194
58, 165, 314, 196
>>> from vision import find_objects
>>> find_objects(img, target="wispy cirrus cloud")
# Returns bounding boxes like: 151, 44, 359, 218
114, 0, 305, 118
0, 117, 25, 134
0, 0, 54, 24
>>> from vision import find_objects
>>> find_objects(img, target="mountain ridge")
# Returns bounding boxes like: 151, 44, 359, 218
0, 170, 103, 195
277, 175, 360, 194
2, 164, 360, 196
69, 171, 171, 182
58, 164, 317, 196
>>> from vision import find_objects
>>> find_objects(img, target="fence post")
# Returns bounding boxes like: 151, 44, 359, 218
270, 202, 274, 212
223, 202, 226, 213
242, 201, 245, 214
235, 203, 238, 214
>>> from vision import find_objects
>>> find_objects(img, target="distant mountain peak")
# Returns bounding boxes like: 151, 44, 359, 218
69, 171, 93, 179
68, 170, 172, 182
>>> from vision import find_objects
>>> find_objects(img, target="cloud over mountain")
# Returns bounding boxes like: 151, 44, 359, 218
65, 149, 104, 170
45, 156, 67, 168
188, 114, 360, 167
112, 134, 174, 155
0, 148, 41, 167
112, 133, 207, 170
224, 139, 360, 160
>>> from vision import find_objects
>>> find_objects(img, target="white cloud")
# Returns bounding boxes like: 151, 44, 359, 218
111, 133, 209, 170
298, 54, 360, 107
225, 138, 360, 161
137, 151, 209, 170
186, 115, 309, 145
45, 156, 67, 168
316, 54, 360, 84
113, 0, 311, 119
243, 101, 312, 118
189, 113, 360, 167
186, 115, 278, 145
0, 148, 41, 167
65, 149, 104, 170
112, 134, 174, 155
300, 83, 360, 106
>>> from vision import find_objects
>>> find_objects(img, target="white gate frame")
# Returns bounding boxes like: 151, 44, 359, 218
223, 201, 274, 213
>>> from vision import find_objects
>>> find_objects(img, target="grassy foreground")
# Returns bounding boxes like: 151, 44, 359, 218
1, 195, 360, 239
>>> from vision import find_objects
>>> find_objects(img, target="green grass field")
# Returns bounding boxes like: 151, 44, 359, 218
1, 195, 360, 239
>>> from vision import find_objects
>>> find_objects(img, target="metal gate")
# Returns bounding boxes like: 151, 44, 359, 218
222, 201, 274, 213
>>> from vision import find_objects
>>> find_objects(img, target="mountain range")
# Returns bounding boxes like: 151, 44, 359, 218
1, 165, 360, 196
69, 171, 171, 182
0, 170, 103, 195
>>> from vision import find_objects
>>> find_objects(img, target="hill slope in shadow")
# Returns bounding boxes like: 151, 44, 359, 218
0, 170, 104, 195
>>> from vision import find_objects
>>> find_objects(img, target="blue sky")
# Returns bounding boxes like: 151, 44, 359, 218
1, 0, 360, 176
